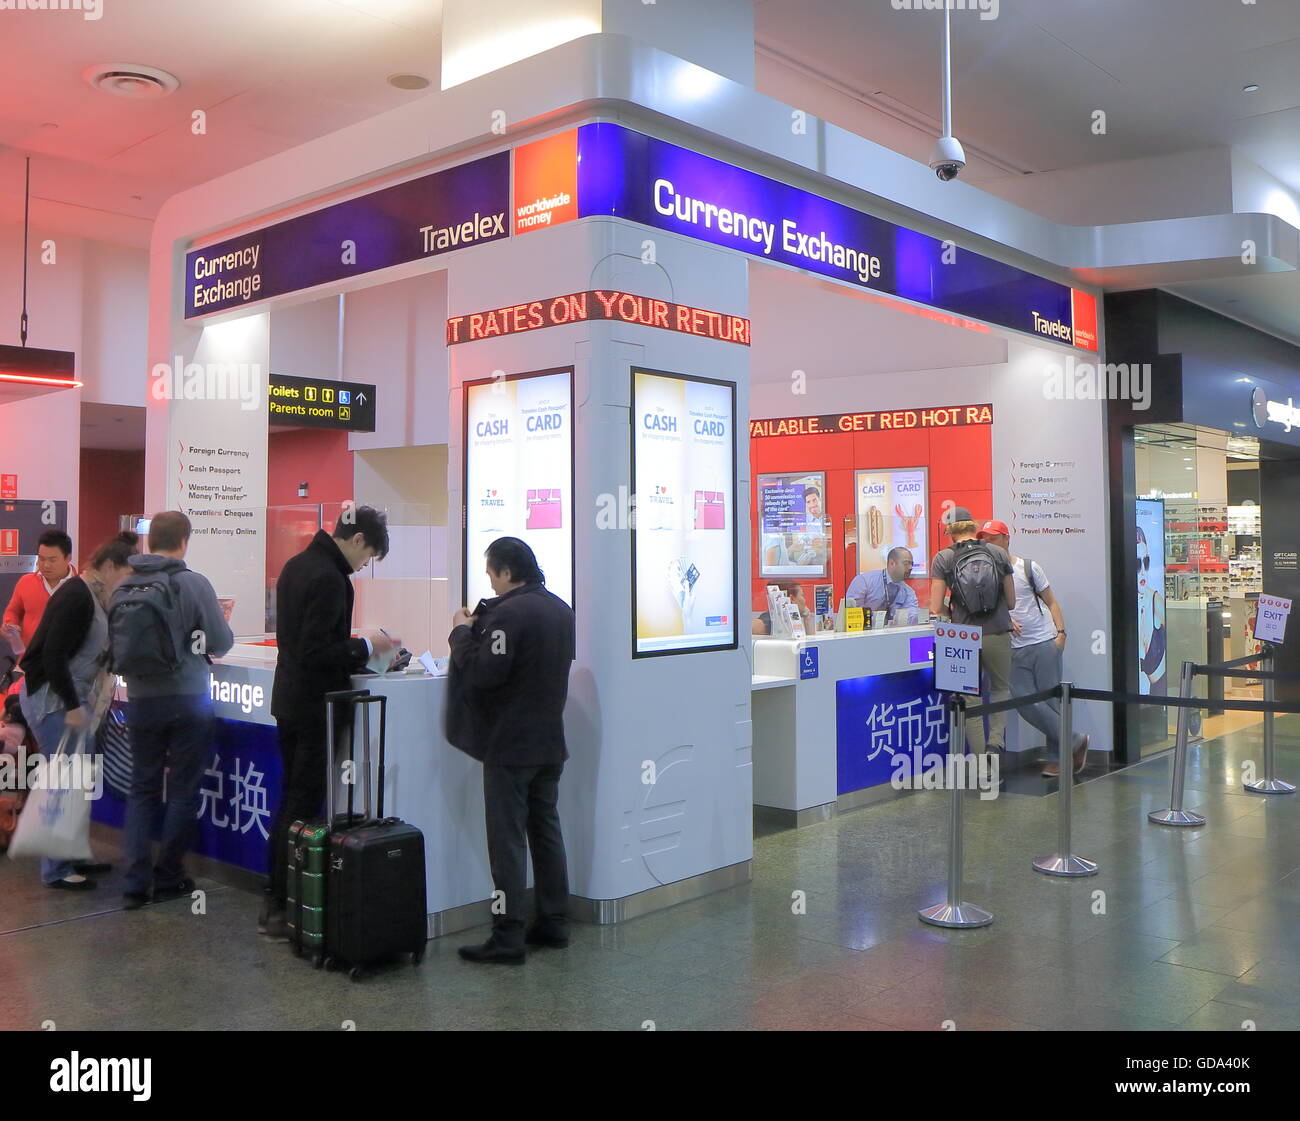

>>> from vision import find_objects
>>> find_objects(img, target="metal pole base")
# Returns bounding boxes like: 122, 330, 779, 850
1032, 854, 1098, 877
1244, 778, 1297, 795
918, 902, 994, 928
1148, 808, 1206, 826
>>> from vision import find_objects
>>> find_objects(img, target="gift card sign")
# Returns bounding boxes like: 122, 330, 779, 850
935, 623, 981, 694
1253, 594, 1291, 645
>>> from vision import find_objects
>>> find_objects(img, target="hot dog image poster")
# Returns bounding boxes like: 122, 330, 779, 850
854, 468, 929, 578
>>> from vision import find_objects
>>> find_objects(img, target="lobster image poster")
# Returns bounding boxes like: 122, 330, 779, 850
854, 468, 928, 577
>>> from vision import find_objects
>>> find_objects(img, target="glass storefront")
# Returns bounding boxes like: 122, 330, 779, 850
1134, 423, 1263, 754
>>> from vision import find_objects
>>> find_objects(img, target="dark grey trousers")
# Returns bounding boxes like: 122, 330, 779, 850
1012, 638, 1084, 752
483, 762, 569, 947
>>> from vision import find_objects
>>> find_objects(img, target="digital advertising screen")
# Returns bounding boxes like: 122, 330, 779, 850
632, 368, 737, 657
1136, 497, 1167, 697
463, 367, 574, 609
854, 467, 929, 578
758, 471, 828, 578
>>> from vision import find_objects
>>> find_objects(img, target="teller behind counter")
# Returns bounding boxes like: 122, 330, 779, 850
753, 548, 921, 636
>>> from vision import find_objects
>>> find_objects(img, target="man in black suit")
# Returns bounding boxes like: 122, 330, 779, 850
259, 506, 399, 938
447, 537, 575, 964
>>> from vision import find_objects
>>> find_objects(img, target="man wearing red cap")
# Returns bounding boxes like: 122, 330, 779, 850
977, 520, 1089, 776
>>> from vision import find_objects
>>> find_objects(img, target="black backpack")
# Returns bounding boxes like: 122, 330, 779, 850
108, 571, 184, 677
949, 540, 1001, 617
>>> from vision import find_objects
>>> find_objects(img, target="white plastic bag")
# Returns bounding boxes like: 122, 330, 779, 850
7, 729, 95, 863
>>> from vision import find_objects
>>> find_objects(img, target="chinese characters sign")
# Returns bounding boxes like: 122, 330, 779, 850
835, 669, 950, 795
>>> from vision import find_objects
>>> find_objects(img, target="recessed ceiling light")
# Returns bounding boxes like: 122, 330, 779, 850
1242, 84, 1260, 93
388, 73, 431, 91
83, 63, 180, 99
40, 122, 58, 130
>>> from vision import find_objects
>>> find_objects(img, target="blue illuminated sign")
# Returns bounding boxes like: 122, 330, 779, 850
184, 151, 510, 318
576, 124, 1093, 349
835, 669, 950, 795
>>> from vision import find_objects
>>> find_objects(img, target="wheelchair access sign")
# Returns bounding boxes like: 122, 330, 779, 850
934, 624, 981, 694
799, 646, 819, 680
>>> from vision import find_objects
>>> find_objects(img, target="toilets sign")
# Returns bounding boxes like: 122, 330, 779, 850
934, 624, 982, 694
1253, 594, 1291, 645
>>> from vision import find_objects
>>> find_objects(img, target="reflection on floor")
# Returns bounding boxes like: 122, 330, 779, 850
2, 719, 1299, 1031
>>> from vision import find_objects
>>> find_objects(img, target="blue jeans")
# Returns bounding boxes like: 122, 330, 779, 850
123, 693, 214, 896
17, 694, 83, 885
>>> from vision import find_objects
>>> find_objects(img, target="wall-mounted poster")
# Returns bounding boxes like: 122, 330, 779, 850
1136, 497, 1167, 697
758, 471, 827, 578
463, 367, 574, 609
632, 367, 737, 657
854, 468, 929, 577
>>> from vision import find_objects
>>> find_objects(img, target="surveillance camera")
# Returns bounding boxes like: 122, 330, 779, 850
929, 135, 966, 182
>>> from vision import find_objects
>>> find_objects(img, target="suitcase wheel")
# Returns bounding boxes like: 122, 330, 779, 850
312, 951, 325, 970
348, 966, 363, 983
412, 949, 425, 967
322, 955, 337, 972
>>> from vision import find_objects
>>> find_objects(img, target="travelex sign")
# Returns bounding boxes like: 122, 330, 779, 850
186, 121, 1095, 348
184, 151, 509, 317
564, 124, 1098, 351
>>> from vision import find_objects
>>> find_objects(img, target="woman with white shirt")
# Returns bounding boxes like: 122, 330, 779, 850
977, 521, 1090, 777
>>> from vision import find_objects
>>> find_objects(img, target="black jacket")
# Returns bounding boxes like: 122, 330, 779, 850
445, 582, 575, 766
271, 531, 370, 722
23, 578, 95, 711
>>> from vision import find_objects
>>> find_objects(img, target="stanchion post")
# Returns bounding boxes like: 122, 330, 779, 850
919, 695, 993, 929
1149, 659, 1206, 826
1245, 644, 1296, 795
1032, 682, 1098, 876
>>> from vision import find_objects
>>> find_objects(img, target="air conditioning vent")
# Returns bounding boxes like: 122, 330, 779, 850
83, 64, 180, 99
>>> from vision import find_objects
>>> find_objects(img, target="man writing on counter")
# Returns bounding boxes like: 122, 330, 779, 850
846, 547, 918, 623
260, 506, 400, 940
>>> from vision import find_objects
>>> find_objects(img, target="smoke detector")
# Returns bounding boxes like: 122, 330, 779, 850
83, 63, 180, 99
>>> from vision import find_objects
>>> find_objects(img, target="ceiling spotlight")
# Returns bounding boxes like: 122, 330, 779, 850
388, 73, 431, 91
1242, 84, 1260, 93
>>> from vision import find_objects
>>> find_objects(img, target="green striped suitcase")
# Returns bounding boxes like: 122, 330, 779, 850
286, 820, 330, 960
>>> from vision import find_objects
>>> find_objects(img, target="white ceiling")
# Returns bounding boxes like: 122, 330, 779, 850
0, 0, 443, 246
80, 400, 145, 450
2, 0, 1299, 340
754, 0, 1300, 189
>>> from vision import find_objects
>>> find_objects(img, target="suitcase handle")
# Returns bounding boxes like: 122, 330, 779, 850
325, 691, 388, 822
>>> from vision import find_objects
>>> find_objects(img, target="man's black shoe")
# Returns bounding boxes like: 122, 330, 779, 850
46, 876, 95, 892
458, 940, 525, 965
525, 925, 570, 949
122, 892, 149, 910
151, 878, 196, 903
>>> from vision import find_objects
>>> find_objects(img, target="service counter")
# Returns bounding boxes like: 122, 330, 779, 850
93, 644, 493, 937
750, 625, 941, 826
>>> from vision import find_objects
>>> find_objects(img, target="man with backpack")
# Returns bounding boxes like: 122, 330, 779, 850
929, 507, 1017, 755
110, 511, 234, 909
976, 520, 1090, 777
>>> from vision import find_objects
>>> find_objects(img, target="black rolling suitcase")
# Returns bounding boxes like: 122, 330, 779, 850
322, 689, 428, 981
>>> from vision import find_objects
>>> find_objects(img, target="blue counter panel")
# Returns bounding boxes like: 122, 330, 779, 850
92, 706, 283, 876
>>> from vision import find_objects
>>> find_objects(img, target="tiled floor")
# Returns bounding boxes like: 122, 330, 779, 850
2, 719, 1298, 1031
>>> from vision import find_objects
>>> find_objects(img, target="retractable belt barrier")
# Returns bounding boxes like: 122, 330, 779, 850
920, 643, 1299, 929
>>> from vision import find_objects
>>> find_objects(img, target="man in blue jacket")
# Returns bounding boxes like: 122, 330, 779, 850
447, 537, 576, 964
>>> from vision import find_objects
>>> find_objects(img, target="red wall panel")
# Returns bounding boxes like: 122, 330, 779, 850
750, 422, 992, 612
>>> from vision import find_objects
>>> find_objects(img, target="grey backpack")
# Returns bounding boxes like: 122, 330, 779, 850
950, 540, 1000, 617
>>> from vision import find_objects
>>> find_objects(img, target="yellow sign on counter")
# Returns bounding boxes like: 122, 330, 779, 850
845, 607, 865, 632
